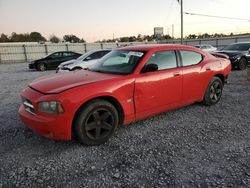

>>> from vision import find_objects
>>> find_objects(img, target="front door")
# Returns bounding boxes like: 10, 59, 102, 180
134, 50, 182, 120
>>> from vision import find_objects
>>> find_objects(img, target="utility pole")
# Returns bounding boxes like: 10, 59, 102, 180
172, 24, 174, 39
180, 0, 183, 44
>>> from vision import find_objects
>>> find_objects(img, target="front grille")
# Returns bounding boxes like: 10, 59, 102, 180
22, 97, 35, 115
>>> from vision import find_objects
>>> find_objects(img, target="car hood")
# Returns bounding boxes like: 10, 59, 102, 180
59, 59, 77, 67
29, 70, 120, 94
67, 59, 98, 69
216, 50, 245, 58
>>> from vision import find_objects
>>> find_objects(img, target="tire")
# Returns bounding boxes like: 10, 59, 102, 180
37, 63, 46, 71
238, 58, 247, 70
72, 67, 82, 71
73, 99, 119, 145
203, 77, 223, 106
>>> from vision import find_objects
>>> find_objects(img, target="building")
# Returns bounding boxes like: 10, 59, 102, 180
154, 27, 164, 38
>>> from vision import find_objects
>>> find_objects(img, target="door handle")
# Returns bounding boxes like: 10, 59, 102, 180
206, 67, 211, 71
173, 72, 180, 77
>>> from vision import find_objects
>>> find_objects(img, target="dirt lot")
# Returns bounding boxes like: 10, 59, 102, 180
0, 63, 249, 187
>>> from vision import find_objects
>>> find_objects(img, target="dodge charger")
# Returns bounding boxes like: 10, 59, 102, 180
19, 44, 231, 145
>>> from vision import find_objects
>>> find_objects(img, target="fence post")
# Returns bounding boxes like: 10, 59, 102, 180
100, 43, 103, 49
23, 45, 27, 62
84, 43, 87, 52
44, 44, 48, 55
216, 38, 218, 48
235, 37, 238, 43
65, 43, 69, 51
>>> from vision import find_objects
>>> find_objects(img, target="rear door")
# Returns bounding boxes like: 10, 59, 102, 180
134, 50, 182, 120
178, 50, 209, 104
62, 52, 76, 62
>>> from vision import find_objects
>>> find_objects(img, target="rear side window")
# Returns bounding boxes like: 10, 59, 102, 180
180, 50, 203, 66
50, 52, 62, 59
146, 51, 177, 70
63, 52, 74, 57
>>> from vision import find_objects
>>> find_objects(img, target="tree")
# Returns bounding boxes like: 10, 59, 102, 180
80, 38, 86, 43
186, 34, 197, 39
8, 32, 46, 42
143, 35, 154, 42
0, 33, 9, 42
49, 35, 60, 43
119, 37, 130, 42
163, 35, 172, 40
128, 36, 136, 42
137, 34, 143, 42
29, 32, 46, 42
63, 34, 81, 43
197, 33, 211, 39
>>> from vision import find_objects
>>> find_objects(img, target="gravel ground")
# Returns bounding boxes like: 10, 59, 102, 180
0, 63, 250, 188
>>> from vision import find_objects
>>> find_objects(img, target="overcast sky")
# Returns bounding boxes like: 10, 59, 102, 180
0, 0, 250, 42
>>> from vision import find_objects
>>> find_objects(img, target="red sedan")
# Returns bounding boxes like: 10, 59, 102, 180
19, 45, 231, 145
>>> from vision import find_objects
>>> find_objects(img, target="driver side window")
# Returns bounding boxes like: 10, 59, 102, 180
146, 50, 177, 71
50, 52, 61, 59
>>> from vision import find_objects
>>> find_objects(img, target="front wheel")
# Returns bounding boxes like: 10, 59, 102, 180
203, 77, 223, 106
73, 99, 119, 145
238, 58, 247, 70
37, 63, 46, 71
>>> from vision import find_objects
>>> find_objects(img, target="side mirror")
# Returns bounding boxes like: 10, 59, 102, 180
248, 48, 250, 53
85, 57, 91, 61
142, 63, 158, 73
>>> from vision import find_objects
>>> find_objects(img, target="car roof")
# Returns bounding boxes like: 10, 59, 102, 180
117, 44, 199, 52
52, 51, 75, 53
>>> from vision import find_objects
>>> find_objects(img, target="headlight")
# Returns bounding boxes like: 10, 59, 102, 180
38, 101, 64, 114
232, 55, 241, 60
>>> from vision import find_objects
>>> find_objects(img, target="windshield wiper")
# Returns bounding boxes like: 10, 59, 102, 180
88, 69, 106, 73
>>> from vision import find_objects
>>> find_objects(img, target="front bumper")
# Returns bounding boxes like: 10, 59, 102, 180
56, 67, 70, 73
19, 105, 71, 140
229, 58, 239, 69
29, 63, 35, 69
18, 88, 72, 140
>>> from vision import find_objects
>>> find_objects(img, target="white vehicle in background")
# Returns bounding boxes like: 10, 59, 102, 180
56, 49, 111, 73
194, 44, 217, 53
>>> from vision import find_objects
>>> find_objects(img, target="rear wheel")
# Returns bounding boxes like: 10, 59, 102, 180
238, 58, 247, 70
203, 77, 223, 106
37, 63, 46, 71
73, 99, 119, 145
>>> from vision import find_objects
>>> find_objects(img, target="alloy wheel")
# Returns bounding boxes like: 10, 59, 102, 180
209, 81, 222, 102
84, 108, 114, 140
38, 63, 46, 71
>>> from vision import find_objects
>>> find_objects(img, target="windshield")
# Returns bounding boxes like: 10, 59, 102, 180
222, 43, 250, 51
89, 50, 145, 74
77, 51, 92, 60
